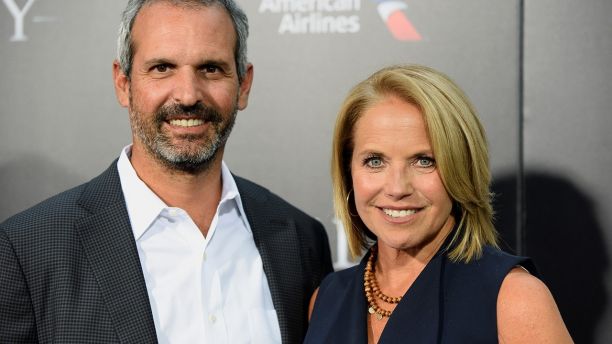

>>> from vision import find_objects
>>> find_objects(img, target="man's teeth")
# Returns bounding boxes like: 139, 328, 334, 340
383, 209, 417, 218
169, 119, 204, 127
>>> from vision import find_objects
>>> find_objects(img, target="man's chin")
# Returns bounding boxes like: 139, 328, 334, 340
160, 156, 214, 174
154, 147, 218, 174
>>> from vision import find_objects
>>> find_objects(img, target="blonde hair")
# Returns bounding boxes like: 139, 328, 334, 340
331, 65, 498, 262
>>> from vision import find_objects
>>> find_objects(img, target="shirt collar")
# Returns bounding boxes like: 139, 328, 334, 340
219, 159, 252, 234
117, 145, 167, 241
117, 145, 250, 241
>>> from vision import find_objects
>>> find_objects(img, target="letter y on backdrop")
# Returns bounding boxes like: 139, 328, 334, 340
4, 0, 36, 42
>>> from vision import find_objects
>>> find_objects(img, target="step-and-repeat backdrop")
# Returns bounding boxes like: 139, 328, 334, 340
1, 1, 610, 342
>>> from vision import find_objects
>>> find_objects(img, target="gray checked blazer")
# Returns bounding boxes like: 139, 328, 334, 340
0, 161, 333, 343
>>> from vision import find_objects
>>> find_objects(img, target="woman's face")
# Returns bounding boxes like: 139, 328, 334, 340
350, 95, 455, 254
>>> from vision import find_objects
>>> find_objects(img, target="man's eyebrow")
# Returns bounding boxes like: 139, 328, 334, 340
198, 58, 232, 69
143, 58, 175, 67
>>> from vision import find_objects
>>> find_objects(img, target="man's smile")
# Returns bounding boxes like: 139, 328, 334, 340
168, 118, 205, 127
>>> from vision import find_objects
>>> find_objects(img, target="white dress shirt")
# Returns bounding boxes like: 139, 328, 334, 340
117, 146, 281, 343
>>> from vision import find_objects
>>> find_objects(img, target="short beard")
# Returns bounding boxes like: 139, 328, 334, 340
129, 100, 237, 175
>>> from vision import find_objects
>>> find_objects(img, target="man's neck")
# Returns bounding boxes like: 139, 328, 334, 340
129, 144, 224, 237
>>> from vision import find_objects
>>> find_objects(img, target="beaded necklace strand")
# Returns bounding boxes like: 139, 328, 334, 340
363, 246, 403, 320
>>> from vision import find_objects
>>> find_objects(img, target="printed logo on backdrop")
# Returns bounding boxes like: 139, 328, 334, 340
258, 0, 421, 41
4, 0, 57, 42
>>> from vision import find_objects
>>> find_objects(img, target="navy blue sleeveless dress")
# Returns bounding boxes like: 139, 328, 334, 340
304, 245, 536, 343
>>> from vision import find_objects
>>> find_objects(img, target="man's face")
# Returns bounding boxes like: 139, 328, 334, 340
113, 2, 253, 173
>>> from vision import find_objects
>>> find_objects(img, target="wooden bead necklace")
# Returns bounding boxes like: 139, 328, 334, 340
364, 246, 402, 320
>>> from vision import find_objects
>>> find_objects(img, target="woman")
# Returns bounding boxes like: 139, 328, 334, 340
305, 65, 572, 343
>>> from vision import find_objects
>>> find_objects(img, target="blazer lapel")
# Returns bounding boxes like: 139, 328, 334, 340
236, 177, 304, 344
76, 163, 158, 343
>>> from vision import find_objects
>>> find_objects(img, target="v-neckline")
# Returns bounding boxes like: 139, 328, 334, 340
366, 247, 446, 344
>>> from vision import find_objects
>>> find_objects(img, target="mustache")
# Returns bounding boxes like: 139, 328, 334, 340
155, 103, 223, 124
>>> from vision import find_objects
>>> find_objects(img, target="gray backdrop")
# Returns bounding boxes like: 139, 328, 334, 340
1, 0, 610, 342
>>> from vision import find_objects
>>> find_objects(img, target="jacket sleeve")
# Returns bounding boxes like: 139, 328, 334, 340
0, 228, 38, 342
315, 220, 334, 280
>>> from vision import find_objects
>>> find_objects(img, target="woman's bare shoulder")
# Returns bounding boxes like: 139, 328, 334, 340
497, 267, 573, 344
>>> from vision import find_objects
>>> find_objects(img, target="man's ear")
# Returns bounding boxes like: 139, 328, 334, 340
237, 63, 254, 110
113, 60, 130, 108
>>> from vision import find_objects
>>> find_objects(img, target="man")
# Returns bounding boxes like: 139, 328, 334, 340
0, 0, 333, 343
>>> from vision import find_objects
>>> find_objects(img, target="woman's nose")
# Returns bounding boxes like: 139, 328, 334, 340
384, 166, 414, 199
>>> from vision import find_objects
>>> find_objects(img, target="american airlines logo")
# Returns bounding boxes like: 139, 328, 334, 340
374, 0, 421, 41
258, 0, 362, 34
257, 0, 421, 41
4, 0, 58, 42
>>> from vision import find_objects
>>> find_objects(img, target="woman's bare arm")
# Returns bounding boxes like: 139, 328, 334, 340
497, 267, 573, 343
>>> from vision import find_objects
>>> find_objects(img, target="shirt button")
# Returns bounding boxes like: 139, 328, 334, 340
209, 314, 217, 323
202, 252, 207, 262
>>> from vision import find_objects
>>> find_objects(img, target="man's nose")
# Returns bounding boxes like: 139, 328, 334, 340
172, 68, 204, 106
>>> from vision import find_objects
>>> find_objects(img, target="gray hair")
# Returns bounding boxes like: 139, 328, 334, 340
117, 0, 249, 82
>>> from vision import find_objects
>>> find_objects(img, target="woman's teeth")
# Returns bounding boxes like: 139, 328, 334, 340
383, 208, 417, 218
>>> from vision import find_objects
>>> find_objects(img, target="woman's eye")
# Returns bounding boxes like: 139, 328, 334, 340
365, 157, 383, 168
415, 157, 435, 169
